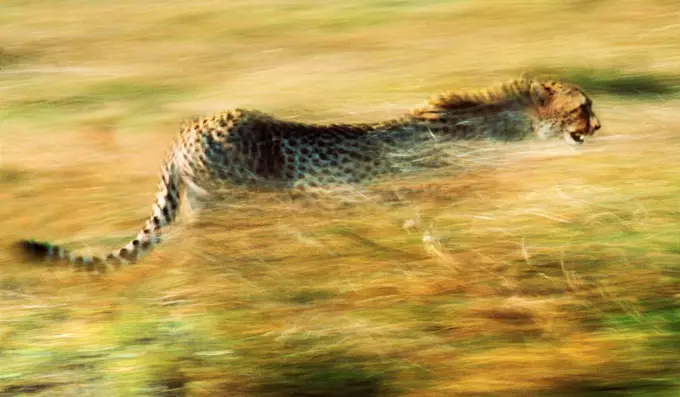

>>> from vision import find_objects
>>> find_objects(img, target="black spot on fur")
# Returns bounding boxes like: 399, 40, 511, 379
119, 248, 134, 262
73, 256, 85, 270
106, 254, 122, 268
14, 240, 53, 262
92, 257, 107, 273
162, 205, 172, 221
167, 192, 179, 208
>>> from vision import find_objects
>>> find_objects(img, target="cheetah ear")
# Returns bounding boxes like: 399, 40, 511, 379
530, 81, 549, 105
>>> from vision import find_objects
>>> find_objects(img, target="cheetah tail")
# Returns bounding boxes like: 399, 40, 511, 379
14, 158, 184, 273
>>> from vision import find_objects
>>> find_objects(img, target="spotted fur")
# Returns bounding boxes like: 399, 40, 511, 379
16, 75, 601, 272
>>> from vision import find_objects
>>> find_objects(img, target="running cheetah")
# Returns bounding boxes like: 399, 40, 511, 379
17, 75, 601, 272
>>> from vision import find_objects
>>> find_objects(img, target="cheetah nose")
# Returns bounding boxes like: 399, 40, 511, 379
591, 118, 601, 132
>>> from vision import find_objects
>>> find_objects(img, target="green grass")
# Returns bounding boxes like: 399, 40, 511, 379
2, 0, 680, 396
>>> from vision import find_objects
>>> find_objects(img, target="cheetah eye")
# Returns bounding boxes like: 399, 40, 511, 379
571, 105, 587, 115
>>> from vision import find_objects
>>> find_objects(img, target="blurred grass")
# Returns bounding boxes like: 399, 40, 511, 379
1, 79, 192, 126
528, 67, 680, 98
0, 46, 39, 68
2, 0, 680, 396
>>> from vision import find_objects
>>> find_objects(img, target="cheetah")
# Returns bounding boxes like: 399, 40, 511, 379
16, 74, 601, 273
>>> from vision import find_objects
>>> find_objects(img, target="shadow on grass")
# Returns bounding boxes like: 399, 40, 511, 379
549, 378, 678, 397
529, 67, 680, 98
253, 351, 399, 397
247, 335, 406, 397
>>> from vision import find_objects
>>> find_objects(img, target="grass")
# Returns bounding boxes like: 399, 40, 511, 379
1, 0, 680, 396
528, 67, 680, 98
1, 79, 191, 130
0, 46, 39, 69
249, 342, 403, 397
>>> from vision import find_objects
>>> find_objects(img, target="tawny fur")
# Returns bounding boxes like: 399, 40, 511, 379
16, 75, 601, 272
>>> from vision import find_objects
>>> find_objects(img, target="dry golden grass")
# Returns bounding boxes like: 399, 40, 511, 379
1, 0, 680, 396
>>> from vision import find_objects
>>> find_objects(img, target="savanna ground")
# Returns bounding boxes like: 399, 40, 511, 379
1, 0, 680, 396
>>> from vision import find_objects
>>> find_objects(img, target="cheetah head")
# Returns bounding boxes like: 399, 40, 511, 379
530, 80, 601, 145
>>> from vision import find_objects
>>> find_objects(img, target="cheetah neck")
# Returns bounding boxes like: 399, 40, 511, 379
368, 79, 542, 150
371, 103, 538, 151
358, 86, 540, 174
